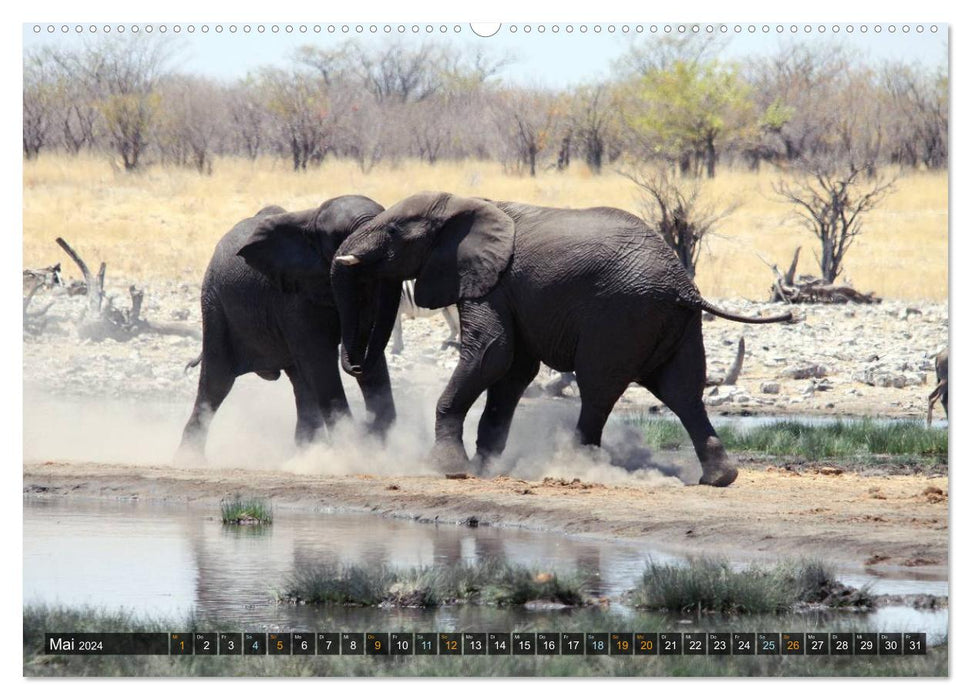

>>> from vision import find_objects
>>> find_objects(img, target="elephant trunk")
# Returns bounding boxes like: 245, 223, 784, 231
333, 264, 401, 377
364, 280, 402, 372
333, 263, 367, 375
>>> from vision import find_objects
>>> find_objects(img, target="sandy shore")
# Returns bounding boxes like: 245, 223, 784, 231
24, 460, 948, 579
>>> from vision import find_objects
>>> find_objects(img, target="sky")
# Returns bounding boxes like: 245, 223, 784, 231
22, 22, 949, 88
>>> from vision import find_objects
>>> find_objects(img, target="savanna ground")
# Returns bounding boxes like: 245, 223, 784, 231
22, 156, 949, 676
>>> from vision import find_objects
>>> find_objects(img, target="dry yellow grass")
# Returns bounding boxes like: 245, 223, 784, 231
22, 154, 948, 300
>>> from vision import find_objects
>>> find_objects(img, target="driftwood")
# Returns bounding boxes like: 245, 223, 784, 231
766, 248, 881, 304
23, 263, 62, 293
54, 237, 201, 342
706, 337, 745, 387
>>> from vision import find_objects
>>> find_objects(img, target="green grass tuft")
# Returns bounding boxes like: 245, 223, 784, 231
633, 417, 947, 462
220, 495, 273, 525
627, 559, 872, 614
280, 558, 588, 608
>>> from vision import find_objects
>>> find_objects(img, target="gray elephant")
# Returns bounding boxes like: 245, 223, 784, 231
927, 348, 948, 427
331, 192, 791, 487
176, 196, 400, 464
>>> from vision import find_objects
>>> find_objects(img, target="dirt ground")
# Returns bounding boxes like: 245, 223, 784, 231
23, 460, 948, 579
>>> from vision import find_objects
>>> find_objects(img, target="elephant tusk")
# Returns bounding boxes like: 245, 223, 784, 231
334, 255, 361, 266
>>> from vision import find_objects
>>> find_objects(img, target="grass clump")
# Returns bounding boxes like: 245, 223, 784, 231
627, 559, 872, 615
635, 417, 947, 462
719, 419, 947, 461
220, 495, 273, 525
280, 558, 588, 608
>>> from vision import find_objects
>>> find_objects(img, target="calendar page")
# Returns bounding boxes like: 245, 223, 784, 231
21, 16, 949, 681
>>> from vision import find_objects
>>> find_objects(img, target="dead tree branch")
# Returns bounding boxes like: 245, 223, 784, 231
767, 247, 881, 304
706, 337, 746, 386
54, 237, 201, 341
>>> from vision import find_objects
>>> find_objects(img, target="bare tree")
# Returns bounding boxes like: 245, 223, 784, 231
157, 75, 225, 172
353, 41, 443, 104
774, 159, 896, 283
624, 167, 738, 279
23, 50, 55, 159
568, 83, 617, 173
746, 44, 857, 165
882, 62, 948, 169
47, 36, 176, 170
257, 67, 335, 170
495, 89, 562, 176
335, 90, 390, 173
227, 78, 266, 160
615, 33, 729, 75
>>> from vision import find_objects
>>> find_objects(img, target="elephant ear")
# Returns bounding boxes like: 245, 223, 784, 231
413, 197, 515, 309
237, 209, 335, 298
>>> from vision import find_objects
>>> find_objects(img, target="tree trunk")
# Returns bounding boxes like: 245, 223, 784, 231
705, 136, 717, 179
679, 151, 692, 176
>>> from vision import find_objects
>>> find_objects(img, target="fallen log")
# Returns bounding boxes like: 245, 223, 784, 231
767, 248, 881, 304
54, 237, 201, 341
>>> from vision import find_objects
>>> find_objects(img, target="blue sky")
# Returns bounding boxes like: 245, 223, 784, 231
22, 23, 948, 87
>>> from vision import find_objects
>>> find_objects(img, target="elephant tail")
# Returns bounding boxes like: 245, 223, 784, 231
184, 353, 202, 374
697, 299, 793, 324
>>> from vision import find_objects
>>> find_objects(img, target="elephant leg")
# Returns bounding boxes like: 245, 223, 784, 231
285, 366, 324, 446
434, 302, 513, 468
177, 355, 236, 465
355, 351, 396, 438
296, 350, 352, 434
639, 321, 737, 487
475, 347, 540, 464
574, 374, 630, 448
391, 315, 404, 355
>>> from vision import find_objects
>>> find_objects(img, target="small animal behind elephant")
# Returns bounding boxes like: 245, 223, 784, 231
927, 348, 948, 427
390, 280, 461, 354
176, 196, 401, 465
331, 192, 792, 487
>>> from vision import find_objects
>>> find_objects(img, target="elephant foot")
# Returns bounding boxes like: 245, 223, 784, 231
430, 440, 469, 472
173, 442, 207, 468
698, 465, 738, 487
471, 451, 501, 476
697, 436, 736, 487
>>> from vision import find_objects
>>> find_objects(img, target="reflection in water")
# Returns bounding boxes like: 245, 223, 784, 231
23, 498, 947, 642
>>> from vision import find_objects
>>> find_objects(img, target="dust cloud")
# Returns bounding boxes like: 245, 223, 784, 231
23, 364, 693, 486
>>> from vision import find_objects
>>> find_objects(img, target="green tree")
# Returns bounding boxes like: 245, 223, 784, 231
623, 59, 754, 178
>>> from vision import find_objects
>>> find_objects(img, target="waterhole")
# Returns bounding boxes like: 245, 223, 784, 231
23, 498, 947, 641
